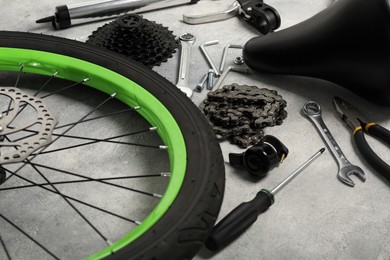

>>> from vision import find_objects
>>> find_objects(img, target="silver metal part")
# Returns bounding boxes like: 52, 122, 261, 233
303, 101, 366, 187
195, 73, 208, 92
271, 148, 325, 195
207, 69, 215, 90
213, 66, 250, 90
234, 56, 244, 65
219, 44, 244, 73
68, 0, 194, 19
0, 87, 58, 164
199, 40, 221, 77
176, 33, 196, 98
183, 1, 241, 24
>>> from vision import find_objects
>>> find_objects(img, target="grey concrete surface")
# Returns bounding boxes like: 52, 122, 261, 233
0, 0, 389, 259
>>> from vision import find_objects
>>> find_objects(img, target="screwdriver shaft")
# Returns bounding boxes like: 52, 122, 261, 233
206, 147, 326, 252
271, 148, 325, 195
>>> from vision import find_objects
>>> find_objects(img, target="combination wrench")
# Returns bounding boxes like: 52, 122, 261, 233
176, 33, 195, 98
303, 101, 366, 187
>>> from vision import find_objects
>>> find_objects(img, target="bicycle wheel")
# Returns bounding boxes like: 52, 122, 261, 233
0, 31, 225, 259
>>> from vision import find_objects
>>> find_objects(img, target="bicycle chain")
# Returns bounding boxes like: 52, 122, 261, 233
87, 14, 178, 68
199, 83, 287, 147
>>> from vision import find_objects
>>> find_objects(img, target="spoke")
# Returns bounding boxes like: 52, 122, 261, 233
34, 71, 58, 97
0, 214, 59, 260
53, 128, 153, 142
8, 161, 162, 197
13, 64, 24, 88
48, 93, 117, 142
55, 107, 138, 130
4, 99, 13, 117
3, 167, 138, 224
39, 78, 89, 99
5, 93, 117, 181
4, 65, 24, 116
0, 173, 162, 191
0, 71, 58, 115
34, 131, 161, 155
0, 235, 11, 260
5, 130, 36, 143
18, 127, 154, 146
27, 161, 111, 245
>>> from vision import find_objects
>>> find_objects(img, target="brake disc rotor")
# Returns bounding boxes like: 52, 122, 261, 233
0, 87, 57, 164
86, 14, 178, 68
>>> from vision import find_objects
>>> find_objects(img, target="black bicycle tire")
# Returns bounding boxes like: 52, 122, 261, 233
0, 31, 225, 260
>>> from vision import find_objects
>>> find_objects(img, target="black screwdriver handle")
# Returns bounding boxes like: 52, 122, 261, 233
205, 189, 274, 251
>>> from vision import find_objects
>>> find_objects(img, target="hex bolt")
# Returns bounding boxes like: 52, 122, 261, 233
195, 73, 209, 92
234, 56, 244, 65
207, 69, 215, 90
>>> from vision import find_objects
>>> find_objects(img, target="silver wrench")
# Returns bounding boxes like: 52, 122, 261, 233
303, 101, 366, 187
176, 33, 195, 98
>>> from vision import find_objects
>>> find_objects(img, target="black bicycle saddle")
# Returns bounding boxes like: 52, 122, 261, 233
243, 0, 390, 106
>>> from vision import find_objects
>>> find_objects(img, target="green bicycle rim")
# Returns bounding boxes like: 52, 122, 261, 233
0, 47, 187, 259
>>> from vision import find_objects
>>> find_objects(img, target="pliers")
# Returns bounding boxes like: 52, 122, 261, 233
333, 96, 390, 180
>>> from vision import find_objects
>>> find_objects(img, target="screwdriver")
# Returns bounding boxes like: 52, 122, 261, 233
205, 148, 325, 251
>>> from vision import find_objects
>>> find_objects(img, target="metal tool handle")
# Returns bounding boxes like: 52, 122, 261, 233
68, 0, 155, 18
37, 0, 198, 29
303, 102, 351, 168
175, 33, 195, 97
177, 34, 194, 87
68, 0, 197, 19
313, 116, 349, 163
183, 1, 240, 24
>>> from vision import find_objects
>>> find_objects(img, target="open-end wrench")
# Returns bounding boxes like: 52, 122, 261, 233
303, 101, 366, 187
176, 33, 195, 98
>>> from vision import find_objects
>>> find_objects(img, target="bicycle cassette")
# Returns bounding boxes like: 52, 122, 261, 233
86, 14, 178, 68
199, 83, 287, 147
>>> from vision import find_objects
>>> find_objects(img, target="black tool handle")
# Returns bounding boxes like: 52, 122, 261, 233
354, 126, 390, 179
369, 124, 390, 144
205, 189, 274, 251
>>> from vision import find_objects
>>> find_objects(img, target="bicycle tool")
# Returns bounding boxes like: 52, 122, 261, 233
303, 101, 365, 187
205, 148, 325, 251
333, 96, 390, 180
37, 0, 198, 29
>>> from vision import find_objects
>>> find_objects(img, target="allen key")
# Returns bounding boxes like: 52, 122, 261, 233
212, 66, 250, 90
199, 40, 221, 77
219, 44, 244, 73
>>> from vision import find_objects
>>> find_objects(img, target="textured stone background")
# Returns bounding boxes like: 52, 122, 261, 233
0, 0, 389, 259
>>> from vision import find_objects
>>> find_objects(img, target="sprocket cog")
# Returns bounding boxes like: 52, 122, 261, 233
86, 14, 178, 68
